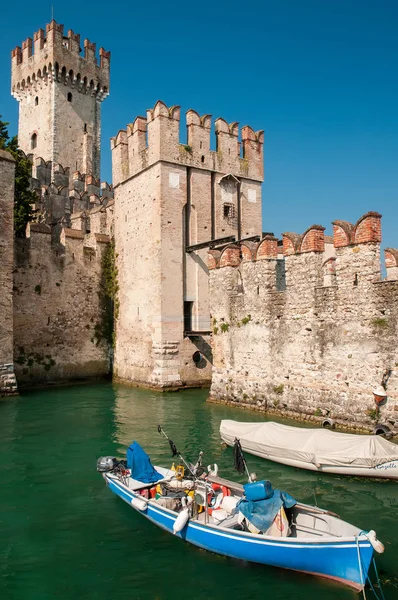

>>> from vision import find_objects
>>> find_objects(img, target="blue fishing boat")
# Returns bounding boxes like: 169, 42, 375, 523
97, 434, 385, 592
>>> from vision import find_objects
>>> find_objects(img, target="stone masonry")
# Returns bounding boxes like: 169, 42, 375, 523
13, 223, 112, 388
208, 212, 398, 432
0, 150, 18, 395
111, 101, 263, 389
11, 20, 110, 179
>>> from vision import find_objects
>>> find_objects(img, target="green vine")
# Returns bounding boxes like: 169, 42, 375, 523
98, 239, 119, 348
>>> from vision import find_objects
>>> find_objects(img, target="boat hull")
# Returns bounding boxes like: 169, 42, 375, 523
104, 474, 374, 591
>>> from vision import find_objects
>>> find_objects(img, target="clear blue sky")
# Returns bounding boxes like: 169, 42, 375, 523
1, 1, 397, 251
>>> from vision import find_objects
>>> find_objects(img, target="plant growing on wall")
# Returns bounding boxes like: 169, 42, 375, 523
273, 384, 284, 395
0, 116, 37, 237
371, 318, 388, 329
99, 239, 119, 348
241, 314, 252, 325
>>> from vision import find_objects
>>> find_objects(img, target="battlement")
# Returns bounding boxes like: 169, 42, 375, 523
111, 100, 264, 185
208, 212, 396, 285
26, 220, 110, 255
11, 20, 110, 100
26, 156, 114, 234
332, 212, 381, 248
283, 225, 325, 255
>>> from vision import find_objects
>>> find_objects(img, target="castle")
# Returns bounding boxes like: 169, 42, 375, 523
1, 19, 397, 432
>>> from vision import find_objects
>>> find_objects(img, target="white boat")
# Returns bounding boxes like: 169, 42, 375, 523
220, 420, 398, 479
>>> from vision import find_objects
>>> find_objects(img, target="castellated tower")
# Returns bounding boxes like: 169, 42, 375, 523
11, 20, 110, 179
111, 101, 264, 390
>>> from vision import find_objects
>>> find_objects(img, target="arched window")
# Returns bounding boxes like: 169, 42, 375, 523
31, 133, 37, 149
67, 92, 72, 103
35, 96, 39, 106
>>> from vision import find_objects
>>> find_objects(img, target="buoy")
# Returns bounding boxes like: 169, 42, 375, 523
130, 497, 148, 511
365, 530, 385, 554
373, 386, 387, 404
173, 508, 189, 534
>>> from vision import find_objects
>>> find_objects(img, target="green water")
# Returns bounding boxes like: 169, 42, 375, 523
0, 383, 397, 600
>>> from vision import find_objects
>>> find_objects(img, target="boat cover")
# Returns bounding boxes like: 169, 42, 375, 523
126, 441, 164, 483
237, 487, 296, 532
220, 420, 398, 468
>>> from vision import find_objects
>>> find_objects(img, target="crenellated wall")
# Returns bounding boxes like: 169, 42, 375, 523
26, 155, 114, 233
208, 212, 398, 432
0, 150, 18, 396
11, 20, 110, 179
13, 223, 111, 387
112, 100, 263, 390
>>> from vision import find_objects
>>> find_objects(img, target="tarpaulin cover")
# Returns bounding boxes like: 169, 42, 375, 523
237, 487, 296, 532
126, 441, 164, 483
220, 420, 398, 469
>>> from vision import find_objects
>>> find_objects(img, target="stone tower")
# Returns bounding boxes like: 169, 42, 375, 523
11, 20, 110, 179
111, 101, 264, 390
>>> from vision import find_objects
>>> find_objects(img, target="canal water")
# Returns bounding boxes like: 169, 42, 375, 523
0, 382, 396, 600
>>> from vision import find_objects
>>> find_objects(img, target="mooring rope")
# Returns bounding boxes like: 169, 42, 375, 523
356, 533, 386, 600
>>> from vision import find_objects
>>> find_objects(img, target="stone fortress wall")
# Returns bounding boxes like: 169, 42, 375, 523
0, 151, 18, 395
208, 212, 398, 432
13, 222, 112, 387
12, 156, 114, 388
111, 100, 263, 389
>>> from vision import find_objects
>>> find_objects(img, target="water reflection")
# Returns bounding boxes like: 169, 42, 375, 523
0, 382, 396, 600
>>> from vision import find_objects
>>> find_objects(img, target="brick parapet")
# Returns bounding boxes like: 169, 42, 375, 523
332, 212, 382, 248
283, 225, 325, 255
208, 212, 392, 290
111, 100, 264, 185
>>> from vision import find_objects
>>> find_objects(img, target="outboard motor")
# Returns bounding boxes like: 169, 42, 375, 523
97, 456, 117, 473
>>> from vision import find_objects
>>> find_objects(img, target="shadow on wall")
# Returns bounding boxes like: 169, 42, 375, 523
190, 336, 213, 369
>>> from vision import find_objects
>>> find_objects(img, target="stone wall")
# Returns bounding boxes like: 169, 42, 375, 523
0, 150, 18, 396
208, 212, 398, 432
112, 101, 263, 390
13, 224, 111, 387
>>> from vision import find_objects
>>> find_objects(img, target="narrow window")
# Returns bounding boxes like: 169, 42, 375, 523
31, 133, 37, 149
184, 301, 194, 333
201, 155, 205, 163
84, 123, 87, 133
67, 92, 72, 102
35, 96, 38, 106
223, 203, 232, 218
